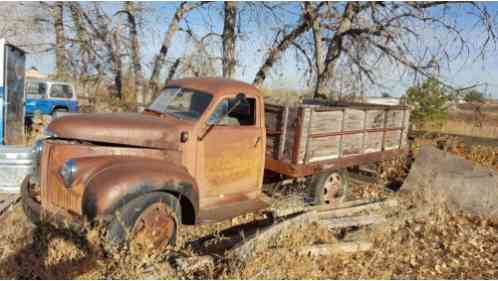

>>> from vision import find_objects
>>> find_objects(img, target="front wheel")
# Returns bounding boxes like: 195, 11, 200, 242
308, 170, 349, 206
106, 192, 181, 253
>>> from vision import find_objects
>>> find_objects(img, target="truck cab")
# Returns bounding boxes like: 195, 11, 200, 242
22, 78, 268, 252
24, 79, 78, 118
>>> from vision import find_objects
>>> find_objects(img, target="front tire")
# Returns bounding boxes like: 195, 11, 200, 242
106, 192, 181, 253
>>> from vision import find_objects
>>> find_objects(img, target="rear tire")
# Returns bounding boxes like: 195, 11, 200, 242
51, 108, 68, 118
309, 170, 349, 206
106, 192, 181, 253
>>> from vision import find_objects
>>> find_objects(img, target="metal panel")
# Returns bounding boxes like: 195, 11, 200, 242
4, 44, 26, 145
0, 145, 33, 193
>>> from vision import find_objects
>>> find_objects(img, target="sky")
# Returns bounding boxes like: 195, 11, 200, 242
17, 2, 498, 99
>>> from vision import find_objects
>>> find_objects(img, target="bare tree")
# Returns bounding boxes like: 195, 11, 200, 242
252, 3, 323, 87
310, 2, 497, 99
51, 2, 66, 79
149, 2, 206, 96
124, 2, 145, 108
222, 2, 237, 78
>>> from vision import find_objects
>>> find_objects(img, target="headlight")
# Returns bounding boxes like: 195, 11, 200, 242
33, 139, 44, 158
59, 159, 77, 187
44, 127, 57, 138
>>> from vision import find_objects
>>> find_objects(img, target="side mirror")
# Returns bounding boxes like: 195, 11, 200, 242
236, 93, 247, 104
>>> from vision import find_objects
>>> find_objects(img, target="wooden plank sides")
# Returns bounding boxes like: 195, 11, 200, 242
385, 109, 404, 128
365, 110, 385, 129
310, 110, 343, 134
342, 134, 363, 156
384, 130, 402, 150
343, 109, 365, 131
364, 131, 383, 153
308, 136, 340, 162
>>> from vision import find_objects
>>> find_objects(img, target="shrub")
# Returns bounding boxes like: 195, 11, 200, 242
463, 89, 485, 103
406, 78, 449, 128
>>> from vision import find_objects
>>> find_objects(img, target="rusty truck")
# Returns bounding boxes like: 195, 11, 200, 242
22, 78, 410, 251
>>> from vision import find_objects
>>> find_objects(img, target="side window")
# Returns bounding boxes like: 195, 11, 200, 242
26, 81, 46, 99
208, 96, 256, 126
50, 84, 73, 99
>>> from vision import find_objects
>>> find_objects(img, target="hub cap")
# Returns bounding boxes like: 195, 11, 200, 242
323, 172, 344, 206
130, 202, 176, 253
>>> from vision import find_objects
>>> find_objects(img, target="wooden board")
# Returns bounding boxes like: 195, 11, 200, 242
0, 193, 20, 216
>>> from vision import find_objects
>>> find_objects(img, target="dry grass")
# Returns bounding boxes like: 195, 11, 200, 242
423, 106, 498, 138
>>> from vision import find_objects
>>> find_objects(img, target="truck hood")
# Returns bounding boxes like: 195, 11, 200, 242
47, 113, 180, 150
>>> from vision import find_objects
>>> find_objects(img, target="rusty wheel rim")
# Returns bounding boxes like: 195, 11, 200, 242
323, 173, 344, 206
130, 202, 176, 253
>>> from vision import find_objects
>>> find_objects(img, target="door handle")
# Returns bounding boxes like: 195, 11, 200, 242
255, 136, 261, 146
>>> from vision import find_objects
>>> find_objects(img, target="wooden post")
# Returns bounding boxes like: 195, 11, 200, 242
292, 107, 304, 164
338, 108, 346, 158
278, 105, 289, 160
304, 108, 314, 163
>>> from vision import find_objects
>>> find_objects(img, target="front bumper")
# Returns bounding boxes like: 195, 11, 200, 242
21, 175, 86, 232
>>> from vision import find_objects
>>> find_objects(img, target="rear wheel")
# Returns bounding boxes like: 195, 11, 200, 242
51, 108, 68, 118
106, 192, 181, 254
309, 170, 349, 206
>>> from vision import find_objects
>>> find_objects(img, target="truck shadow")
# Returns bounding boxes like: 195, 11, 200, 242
0, 225, 98, 279
187, 211, 303, 255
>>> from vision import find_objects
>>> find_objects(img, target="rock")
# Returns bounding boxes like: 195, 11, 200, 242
402, 145, 498, 222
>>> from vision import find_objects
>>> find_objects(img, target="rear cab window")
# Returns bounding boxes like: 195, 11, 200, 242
49, 84, 74, 99
208, 96, 257, 126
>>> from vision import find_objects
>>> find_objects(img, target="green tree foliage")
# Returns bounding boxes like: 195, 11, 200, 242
463, 89, 485, 103
406, 78, 449, 127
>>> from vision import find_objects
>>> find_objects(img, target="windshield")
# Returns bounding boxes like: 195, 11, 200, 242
148, 87, 213, 120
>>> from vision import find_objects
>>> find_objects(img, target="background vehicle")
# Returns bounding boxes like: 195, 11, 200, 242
22, 78, 410, 252
24, 79, 78, 118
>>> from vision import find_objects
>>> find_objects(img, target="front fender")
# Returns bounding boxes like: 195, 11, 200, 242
80, 157, 198, 221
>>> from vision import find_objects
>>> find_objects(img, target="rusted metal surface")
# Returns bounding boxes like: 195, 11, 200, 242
166, 77, 263, 98
39, 141, 182, 216
131, 202, 176, 252
33, 78, 270, 230
47, 112, 184, 150
265, 148, 408, 178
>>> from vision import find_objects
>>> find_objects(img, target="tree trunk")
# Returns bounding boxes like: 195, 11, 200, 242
222, 2, 237, 79
316, 3, 355, 100
110, 30, 123, 100
149, 2, 203, 96
164, 58, 181, 86
305, 3, 326, 99
68, 2, 100, 78
52, 2, 66, 79
125, 2, 145, 109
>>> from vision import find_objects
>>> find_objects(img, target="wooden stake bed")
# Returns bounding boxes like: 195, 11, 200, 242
264, 100, 411, 177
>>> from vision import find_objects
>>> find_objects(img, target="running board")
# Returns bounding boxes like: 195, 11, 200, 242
198, 195, 272, 224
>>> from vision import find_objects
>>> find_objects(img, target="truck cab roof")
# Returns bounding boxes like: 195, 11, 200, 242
166, 77, 263, 98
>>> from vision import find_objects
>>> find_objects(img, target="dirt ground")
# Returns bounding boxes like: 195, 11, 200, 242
0, 138, 497, 279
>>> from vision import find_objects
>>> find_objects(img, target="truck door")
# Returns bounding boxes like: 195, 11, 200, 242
197, 95, 264, 207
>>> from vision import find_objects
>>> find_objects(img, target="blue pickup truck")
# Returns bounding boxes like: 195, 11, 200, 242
24, 79, 78, 118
